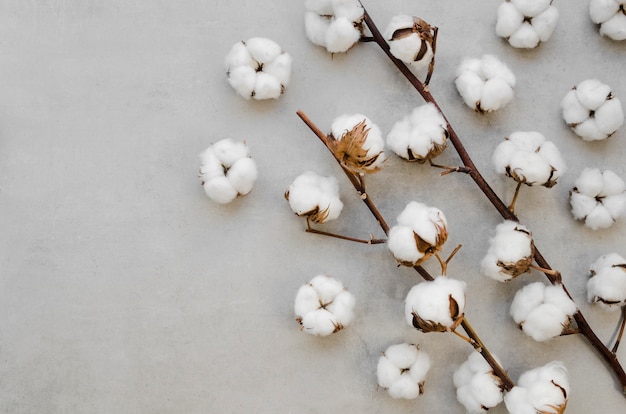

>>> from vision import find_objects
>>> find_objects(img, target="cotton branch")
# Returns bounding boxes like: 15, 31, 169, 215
358, 2, 626, 394
296, 109, 515, 392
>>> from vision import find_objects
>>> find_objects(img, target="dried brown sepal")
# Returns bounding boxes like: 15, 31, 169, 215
328, 119, 383, 174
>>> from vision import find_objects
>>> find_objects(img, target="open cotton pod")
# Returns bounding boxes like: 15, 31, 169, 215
405, 276, 466, 333
504, 361, 570, 414
383, 15, 437, 83
589, 0, 626, 40
285, 171, 344, 224
328, 113, 386, 173
587, 253, 626, 309
225, 37, 292, 100
376, 343, 431, 399
495, 0, 559, 48
304, 0, 365, 53
481, 220, 534, 282
561, 79, 624, 141
453, 351, 504, 413
455, 55, 516, 112
569, 168, 626, 230
198, 139, 258, 204
294, 274, 356, 336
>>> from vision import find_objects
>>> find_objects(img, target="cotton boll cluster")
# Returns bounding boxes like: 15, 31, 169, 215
328, 113, 386, 173
587, 252, 626, 309
225, 37, 292, 100
405, 276, 466, 333
453, 351, 504, 413
569, 168, 626, 230
383, 15, 437, 82
376, 343, 431, 399
285, 171, 344, 223
510, 282, 577, 342
561, 79, 624, 141
492, 131, 566, 188
481, 220, 534, 282
294, 274, 356, 336
495, 0, 559, 48
386, 103, 448, 163
455, 55, 516, 113
198, 139, 258, 204
589, 0, 626, 40
304, 0, 365, 53
387, 201, 448, 267
504, 361, 570, 414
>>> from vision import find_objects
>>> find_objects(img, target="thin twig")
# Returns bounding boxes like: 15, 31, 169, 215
612, 306, 626, 354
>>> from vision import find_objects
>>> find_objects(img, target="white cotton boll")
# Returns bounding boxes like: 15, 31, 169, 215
301, 308, 338, 336
325, 17, 361, 53
480, 77, 516, 112
496, 2, 524, 38
587, 267, 626, 309
263, 53, 293, 87
325, 290, 356, 325
305, 12, 331, 47
510, 282, 545, 324
595, 97, 624, 135
388, 374, 420, 399
576, 79, 612, 111
390, 35, 424, 63
226, 157, 258, 195
245, 37, 281, 64
508, 22, 541, 48
227, 65, 257, 99
570, 168, 626, 229
481, 220, 533, 282
507, 362, 570, 414
511, 0, 552, 17
224, 41, 256, 71
561, 89, 590, 125
388, 225, 422, 264
286, 171, 343, 223
309, 274, 345, 304
405, 277, 466, 331
456, 55, 515, 112
305, 0, 334, 15
522, 303, 569, 341
600, 12, 626, 40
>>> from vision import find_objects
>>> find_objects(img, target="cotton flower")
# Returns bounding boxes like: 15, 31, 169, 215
589, 0, 626, 40
455, 55, 516, 112
383, 15, 437, 82
587, 252, 626, 309
285, 171, 344, 223
225, 37, 292, 100
453, 351, 504, 413
386, 103, 448, 163
388, 201, 448, 267
376, 343, 431, 399
561, 79, 624, 140
405, 276, 466, 333
198, 139, 258, 204
504, 361, 570, 414
492, 131, 566, 188
569, 168, 626, 230
328, 113, 386, 173
294, 274, 356, 336
304, 0, 365, 53
495, 0, 559, 48
510, 282, 577, 342
481, 220, 534, 282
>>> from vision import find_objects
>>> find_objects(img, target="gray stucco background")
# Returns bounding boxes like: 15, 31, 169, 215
1, 1, 625, 413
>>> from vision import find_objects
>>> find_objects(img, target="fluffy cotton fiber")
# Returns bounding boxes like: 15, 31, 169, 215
587, 252, 626, 309
285, 171, 344, 223
453, 351, 504, 413
481, 220, 534, 282
496, 0, 559, 48
455, 54, 516, 112
570, 168, 626, 230
589, 0, 626, 40
304, 0, 364, 53
377, 343, 431, 399
405, 276, 466, 332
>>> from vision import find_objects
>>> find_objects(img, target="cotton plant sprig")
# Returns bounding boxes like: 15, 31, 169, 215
376, 343, 431, 399
296, 109, 516, 394
198, 138, 258, 204
495, 0, 559, 48
345, 2, 626, 392
455, 54, 516, 113
589, 0, 626, 41
294, 274, 356, 336
492, 131, 566, 213
569, 167, 626, 230
225, 37, 292, 100
561, 79, 624, 141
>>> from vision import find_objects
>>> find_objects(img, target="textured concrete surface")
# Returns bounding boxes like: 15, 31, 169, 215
1, 1, 625, 413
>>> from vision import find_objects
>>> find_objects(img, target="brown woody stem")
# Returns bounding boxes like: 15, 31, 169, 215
612, 306, 626, 354
360, 3, 626, 395
306, 218, 386, 244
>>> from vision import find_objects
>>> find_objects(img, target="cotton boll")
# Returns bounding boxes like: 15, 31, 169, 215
496, 2, 525, 38
481, 220, 533, 282
510, 282, 546, 324
226, 157, 258, 195
522, 304, 569, 341
224, 41, 257, 71
326, 17, 361, 53
455, 71, 485, 109
377, 343, 431, 399
456, 55, 515, 112
570, 168, 626, 229
383, 343, 419, 369
405, 276, 466, 332
304, 1, 363, 53
576, 79, 612, 111
480, 77, 515, 112
285, 171, 343, 223
507, 361, 570, 414
388, 225, 422, 264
